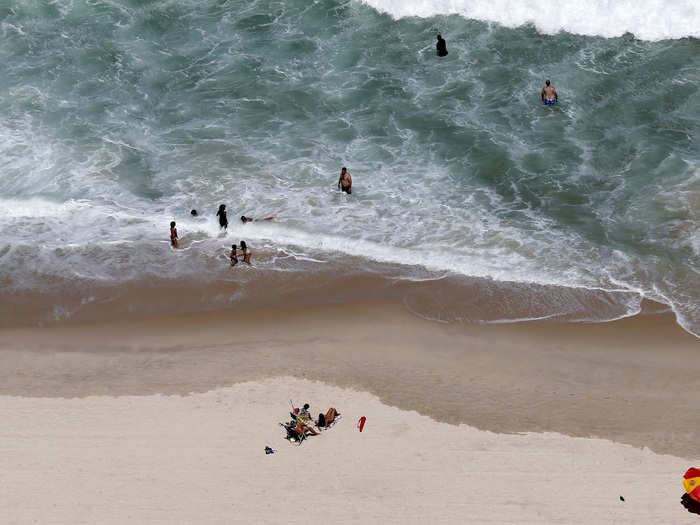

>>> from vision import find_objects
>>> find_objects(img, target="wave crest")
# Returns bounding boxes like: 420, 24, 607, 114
360, 0, 700, 41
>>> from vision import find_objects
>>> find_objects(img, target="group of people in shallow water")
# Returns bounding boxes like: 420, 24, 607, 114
168, 167, 354, 260
168, 203, 277, 266
435, 34, 559, 105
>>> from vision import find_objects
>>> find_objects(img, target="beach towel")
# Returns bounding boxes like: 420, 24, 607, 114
318, 413, 342, 430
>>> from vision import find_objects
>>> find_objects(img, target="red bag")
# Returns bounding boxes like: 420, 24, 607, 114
357, 416, 366, 432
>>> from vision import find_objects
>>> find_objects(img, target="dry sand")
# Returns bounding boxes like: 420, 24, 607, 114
1, 300, 698, 523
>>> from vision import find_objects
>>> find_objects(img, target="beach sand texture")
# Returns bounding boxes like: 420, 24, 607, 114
1, 301, 698, 523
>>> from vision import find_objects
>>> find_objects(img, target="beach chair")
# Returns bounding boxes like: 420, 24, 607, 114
279, 421, 306, 445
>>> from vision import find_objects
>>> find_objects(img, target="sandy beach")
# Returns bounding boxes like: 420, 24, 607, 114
1, 300, 698, 523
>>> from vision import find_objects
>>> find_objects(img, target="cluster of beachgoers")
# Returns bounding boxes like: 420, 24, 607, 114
278, 402, 342, 448
166, 167, 353, 267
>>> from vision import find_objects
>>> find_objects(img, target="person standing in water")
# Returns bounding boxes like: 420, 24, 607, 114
169, 221, 178, 248
337, 167, 352, 194
216, 204, 228, 230
541, 79, 558, 105
240, 240, 251, 264
230, 244, 238, 266
436, 34, 448, 57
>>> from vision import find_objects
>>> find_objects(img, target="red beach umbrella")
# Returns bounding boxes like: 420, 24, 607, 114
684, 468, 700, 503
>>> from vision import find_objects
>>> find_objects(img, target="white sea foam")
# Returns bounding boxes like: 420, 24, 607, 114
360, 0, 700, 40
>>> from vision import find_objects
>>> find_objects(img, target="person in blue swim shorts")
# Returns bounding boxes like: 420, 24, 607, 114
541, 79, 558, 105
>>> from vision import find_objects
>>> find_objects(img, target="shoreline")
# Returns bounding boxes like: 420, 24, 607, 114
3, 262, 694, 338
2, 299, 698, 458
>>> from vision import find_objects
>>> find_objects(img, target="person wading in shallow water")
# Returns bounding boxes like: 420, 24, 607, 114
169, 221, 178, 248
541, 79, 558, 105
436, 34, 448, 57
337, 167, 352, 194
216, 204, 228, 230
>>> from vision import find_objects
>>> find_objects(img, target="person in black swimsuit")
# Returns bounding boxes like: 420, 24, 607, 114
230, 244, 238, 266
436, 34, 448, 57
216, 204, 228, 230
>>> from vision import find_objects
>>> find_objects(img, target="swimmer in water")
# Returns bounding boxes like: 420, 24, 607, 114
541, 79, 558, 105
191, 209, 198, 216
230, 244, 238, 266
240, 240, 251, 264
436, 34, 448, 57
170, 221, 178, 248
337, 167, 352, 194
241, 215, 275, 223
216, 204, 228, 230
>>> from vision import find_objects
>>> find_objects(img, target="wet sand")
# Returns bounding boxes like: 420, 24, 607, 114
1, 300, 697, 458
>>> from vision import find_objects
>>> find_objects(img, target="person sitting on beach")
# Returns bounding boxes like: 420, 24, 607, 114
170, 221, 178, 248
541, 79, 558, 105
293, 404, 319, 436
241, 215, 275, 223
293, 419, 319, 436
216, 204, 228, 230
297, 403, 312, 422
436, 34, 448, 57
317, 407, 340, 428
240, 240, 251, 264
230, 244, 238, 266
337, 167, 352, 194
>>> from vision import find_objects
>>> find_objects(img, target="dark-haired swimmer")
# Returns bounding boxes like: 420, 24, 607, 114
170, 221, 178, 248
337, 167, 352, 194
230, 244, 239, 266
436, 34, 448, 57
241, 215, 275, 223
240, 240, 251, 264
216, 204, 228, 230
541, 80, 558, 105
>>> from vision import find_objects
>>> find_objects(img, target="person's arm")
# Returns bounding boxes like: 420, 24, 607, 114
541, 88, 545, 102
554, 89, 558, 102
338, 175, 343, 189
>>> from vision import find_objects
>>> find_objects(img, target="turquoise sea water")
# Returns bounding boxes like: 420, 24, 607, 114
0, 0, 698, 335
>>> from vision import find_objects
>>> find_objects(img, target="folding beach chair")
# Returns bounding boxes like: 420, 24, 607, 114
279, 420, 306, 445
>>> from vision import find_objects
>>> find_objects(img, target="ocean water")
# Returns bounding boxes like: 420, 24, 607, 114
0, 0, 698, 335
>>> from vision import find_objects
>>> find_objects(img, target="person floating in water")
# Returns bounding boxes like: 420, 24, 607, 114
337, 167, 352, 194
241, 215, 275, 223
230, 244, 238, 266
190, 209, 198, 216
436, 34, 448, 57
216, 204, 228, 230
541, 79, 558, 105
240, 240, 251, 264
169, 221, 178, 248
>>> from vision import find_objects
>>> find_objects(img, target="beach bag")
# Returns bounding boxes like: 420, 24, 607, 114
357, 416, 366, 432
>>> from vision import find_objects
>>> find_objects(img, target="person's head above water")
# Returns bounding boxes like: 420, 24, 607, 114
240, 240, 247, 250
218, 204, 226, 212
437, 34, 442, 40
545, 79, 551, 86
190, 209, 197, 216
341, 167, 347, 173
231, 243, 236, 249
170, 221, 176, 227
241, 215, 253, 223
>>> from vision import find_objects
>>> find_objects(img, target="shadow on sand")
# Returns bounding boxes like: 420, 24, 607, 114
681, 494, 700, 515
